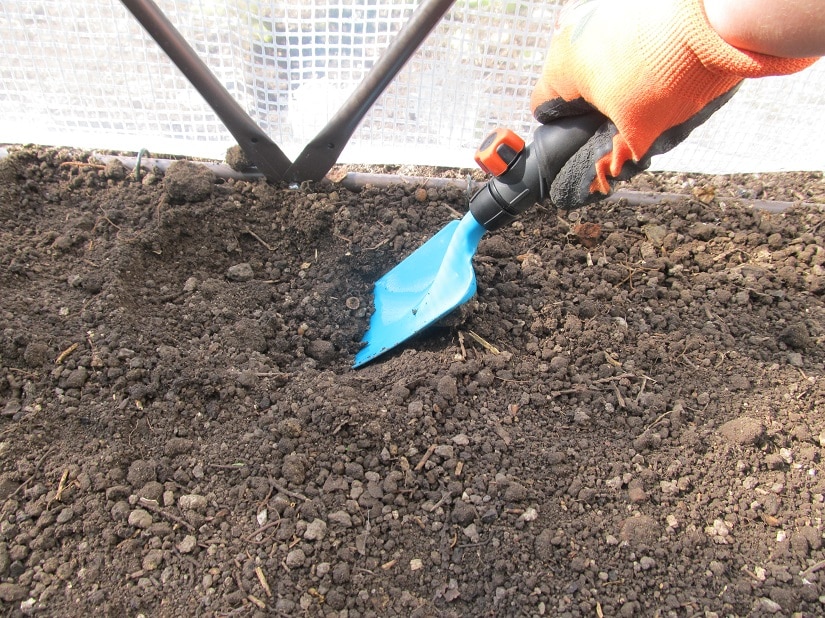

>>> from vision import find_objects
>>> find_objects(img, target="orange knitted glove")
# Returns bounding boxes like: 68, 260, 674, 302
531, 0, 819, 208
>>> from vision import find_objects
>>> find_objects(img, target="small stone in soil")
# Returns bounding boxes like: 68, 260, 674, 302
128, 509, 153, 529
143, 549, 164, 571
178, 494, 208, 511
226, 263, 254, 282
285, 549, 305, 567
177, 535, 197, 554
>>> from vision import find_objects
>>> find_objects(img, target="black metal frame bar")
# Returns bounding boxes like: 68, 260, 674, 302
121, 0, 455, 182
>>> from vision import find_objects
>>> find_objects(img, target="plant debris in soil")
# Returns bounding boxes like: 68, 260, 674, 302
0, 146, 824, 617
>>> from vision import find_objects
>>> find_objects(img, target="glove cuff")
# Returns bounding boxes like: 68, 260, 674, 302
683, 0, 818, 78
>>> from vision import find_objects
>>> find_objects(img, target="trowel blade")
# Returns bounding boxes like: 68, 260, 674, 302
354, 213, 486, 367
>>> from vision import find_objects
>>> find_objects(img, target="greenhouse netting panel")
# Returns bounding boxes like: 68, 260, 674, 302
1, 0, 823, 172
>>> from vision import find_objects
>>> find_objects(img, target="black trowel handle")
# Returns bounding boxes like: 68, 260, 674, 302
469, 113, 605, 231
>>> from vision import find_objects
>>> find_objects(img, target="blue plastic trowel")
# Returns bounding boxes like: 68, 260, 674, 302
354, 114, 604, 367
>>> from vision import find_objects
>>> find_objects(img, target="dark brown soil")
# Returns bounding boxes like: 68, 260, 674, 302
1, 147, 824, 617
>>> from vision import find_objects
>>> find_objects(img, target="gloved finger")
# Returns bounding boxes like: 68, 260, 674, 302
641, 86, 741, 159
548, 120, 649, 209
533, 95, 598, 124
550, 83, 744, 209
530, 69, 597, 123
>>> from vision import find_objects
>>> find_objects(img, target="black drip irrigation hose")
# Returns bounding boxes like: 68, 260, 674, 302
0, 148, 819, 214
342, 174, 819, 214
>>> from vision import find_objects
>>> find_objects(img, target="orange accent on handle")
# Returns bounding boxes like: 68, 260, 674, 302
474, 128, 526, 176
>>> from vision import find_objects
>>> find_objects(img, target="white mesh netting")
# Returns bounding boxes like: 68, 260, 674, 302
1, 0, 823, 173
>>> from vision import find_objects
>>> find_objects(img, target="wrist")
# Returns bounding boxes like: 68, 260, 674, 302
704, 0, 825, 58
686, 0, 817, 77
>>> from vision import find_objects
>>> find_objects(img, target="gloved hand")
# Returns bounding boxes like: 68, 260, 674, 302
532, 0, 818, 209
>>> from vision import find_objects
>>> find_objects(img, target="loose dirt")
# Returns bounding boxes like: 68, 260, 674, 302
1, 147, 824, 617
